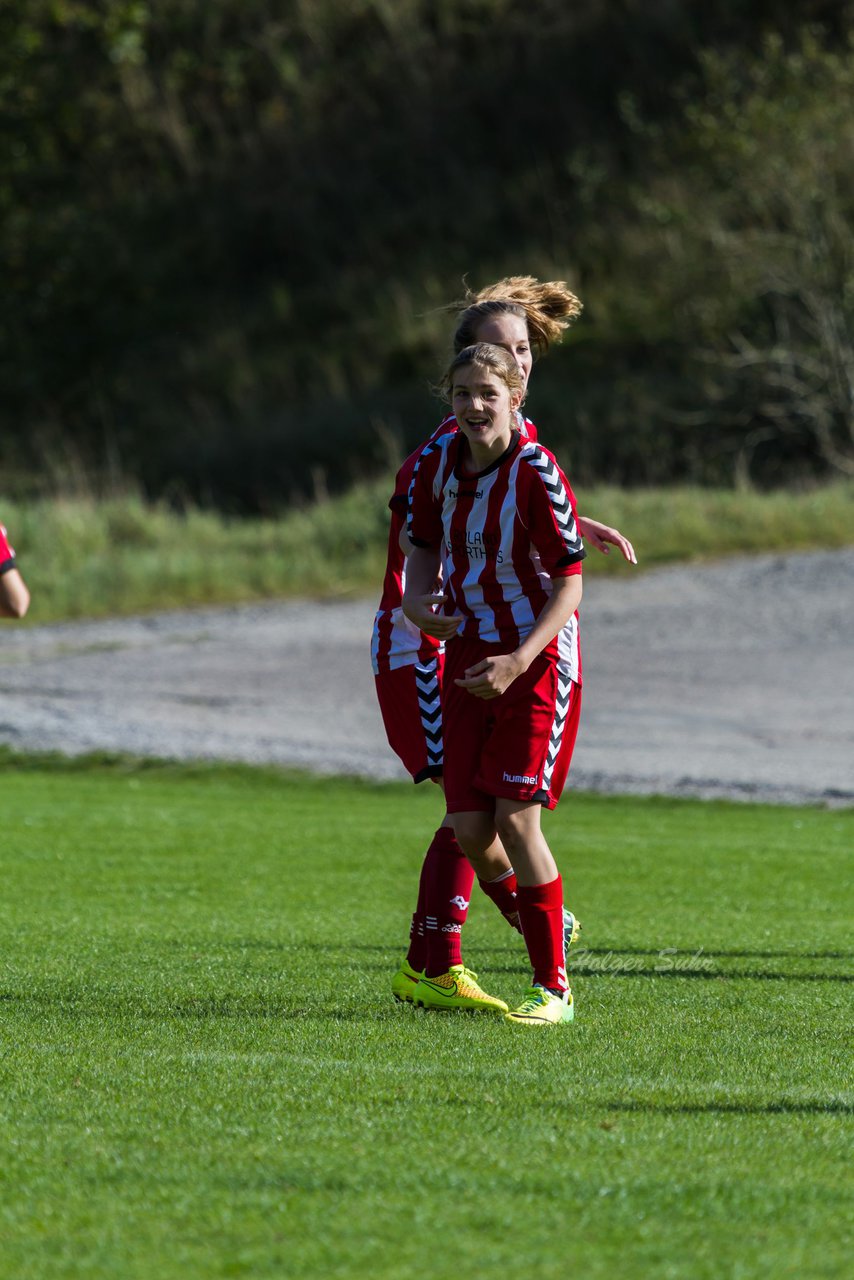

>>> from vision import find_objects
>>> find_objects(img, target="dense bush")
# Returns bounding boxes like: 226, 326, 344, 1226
1, 1, 851, 505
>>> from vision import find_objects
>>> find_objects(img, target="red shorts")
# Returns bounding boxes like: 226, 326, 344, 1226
374, 654, 444, 783
442, 637, 581, 813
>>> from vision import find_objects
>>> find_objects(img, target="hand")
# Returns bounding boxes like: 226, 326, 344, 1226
454, 653, 524, 699
578, 516, 637, 565
402, 592, 463, 640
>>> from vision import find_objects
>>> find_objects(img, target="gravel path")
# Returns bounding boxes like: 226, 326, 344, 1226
1, 548, 852, 805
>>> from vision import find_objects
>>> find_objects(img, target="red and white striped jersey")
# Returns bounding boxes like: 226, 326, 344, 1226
370, 412, 537, 674
407, 429, 584, 680
0, 523, 17, 574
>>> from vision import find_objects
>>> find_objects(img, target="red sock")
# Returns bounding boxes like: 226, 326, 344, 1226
478, 868, 521, 932
406, 915, 427, 971
404, 850, 433, 972
516, 876, 567, 993
424, 826, 475, 976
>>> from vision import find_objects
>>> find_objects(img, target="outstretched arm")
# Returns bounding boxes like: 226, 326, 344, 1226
577, 515, 637, 565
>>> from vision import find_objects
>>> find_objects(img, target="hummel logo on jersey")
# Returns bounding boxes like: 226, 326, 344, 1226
448, 486, 483, 499
503, 771, 539, 785
449, 895, 470, 910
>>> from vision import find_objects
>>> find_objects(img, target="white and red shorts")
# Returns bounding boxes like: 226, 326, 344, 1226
441, 636, 581, 814
374, 654, 445, 783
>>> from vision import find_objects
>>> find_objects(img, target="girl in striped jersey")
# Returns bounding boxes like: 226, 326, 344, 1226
404, 343, 586, 1026
377, 279, 635, 1012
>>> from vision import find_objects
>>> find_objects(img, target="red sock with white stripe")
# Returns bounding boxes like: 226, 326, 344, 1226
516, 876, 567, 993
478, 867, 522, 932
424, 826, 475, 977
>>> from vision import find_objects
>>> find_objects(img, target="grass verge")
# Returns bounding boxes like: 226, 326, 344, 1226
0, 755, 851, 1279
1, 479, 852, 622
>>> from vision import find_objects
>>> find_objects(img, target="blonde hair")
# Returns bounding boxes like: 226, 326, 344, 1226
439, 342, 524, 404
450, 275, 583, 357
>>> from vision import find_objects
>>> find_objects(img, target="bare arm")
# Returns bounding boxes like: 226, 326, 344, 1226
454, 573, 583, 700
577, 515, 637, 565
0, 568, 30, 618
401, 544, 462, 640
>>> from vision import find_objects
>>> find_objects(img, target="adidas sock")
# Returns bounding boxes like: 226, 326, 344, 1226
424, 826, 475, 977
516, 876, 567, 993
478, 867, 522, 932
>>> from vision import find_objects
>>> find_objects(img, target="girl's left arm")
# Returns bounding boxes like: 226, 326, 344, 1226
577, 515, 637, 565
0, 567, 30, 618
453, 573, 582, 700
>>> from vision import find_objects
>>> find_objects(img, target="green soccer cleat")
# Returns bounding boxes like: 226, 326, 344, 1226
412, 965, 508, 1014
505, 984, 575, 1026
391, 958, 424, 1004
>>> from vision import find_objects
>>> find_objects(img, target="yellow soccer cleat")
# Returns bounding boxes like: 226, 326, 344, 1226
505, 985, 575, 1026
391, 958, 424, 1004
412, 965, 508, 1014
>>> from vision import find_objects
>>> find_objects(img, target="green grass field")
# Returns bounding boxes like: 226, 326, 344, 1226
0, 756, 851, 1279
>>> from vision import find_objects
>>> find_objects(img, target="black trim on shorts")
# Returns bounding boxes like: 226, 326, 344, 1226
414, 764, 443, 785
0, 557, 15, 575
532, 788, 551, 806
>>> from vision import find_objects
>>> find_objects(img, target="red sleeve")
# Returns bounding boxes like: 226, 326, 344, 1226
522, 452, 585, 577
0, 523, 16, 573
388, 449, 420, 516
407, 445, 444, 550
390, 416, 458, 515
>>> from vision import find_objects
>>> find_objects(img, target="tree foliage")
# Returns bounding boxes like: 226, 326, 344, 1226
1, 0, 851, 504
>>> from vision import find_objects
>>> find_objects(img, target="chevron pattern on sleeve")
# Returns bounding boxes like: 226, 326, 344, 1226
523, 446, 585, 559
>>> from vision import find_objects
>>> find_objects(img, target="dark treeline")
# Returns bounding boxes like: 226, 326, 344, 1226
2, 0, 853, 508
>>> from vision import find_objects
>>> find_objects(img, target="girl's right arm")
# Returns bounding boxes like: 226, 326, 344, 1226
402, 545, 462, 640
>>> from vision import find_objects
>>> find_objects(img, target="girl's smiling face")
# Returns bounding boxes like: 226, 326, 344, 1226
471, 312, 533, 391
451, 362, 522, 467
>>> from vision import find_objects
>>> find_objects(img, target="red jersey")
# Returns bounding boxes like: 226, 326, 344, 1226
0, 523, 17, 574
407, 429, 585, 681
370, 412, 537, 674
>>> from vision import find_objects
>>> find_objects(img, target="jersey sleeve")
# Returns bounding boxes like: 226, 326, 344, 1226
388, 449, 419, 516
406, 445, 444, 550
388, 415, 456, 516
0, 523, 16, 574
522, 450, 585, 577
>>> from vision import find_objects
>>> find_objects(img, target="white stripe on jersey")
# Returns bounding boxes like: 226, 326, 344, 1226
408, 432, 582, 683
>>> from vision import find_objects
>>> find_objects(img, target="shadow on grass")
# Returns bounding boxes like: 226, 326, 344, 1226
577, 948, 854, 960
606, 1098, 853, 1116
482, 960, 853, 982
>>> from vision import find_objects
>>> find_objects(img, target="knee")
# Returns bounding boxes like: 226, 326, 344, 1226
495, 810, 526, 856
454, 813, 494, 858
